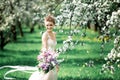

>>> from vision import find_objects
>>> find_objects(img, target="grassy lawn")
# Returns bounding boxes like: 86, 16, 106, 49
0, 27, 120, 80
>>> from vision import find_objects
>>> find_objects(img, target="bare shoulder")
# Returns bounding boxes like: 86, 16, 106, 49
42, 32, 48, 39
53, 31, 56, 35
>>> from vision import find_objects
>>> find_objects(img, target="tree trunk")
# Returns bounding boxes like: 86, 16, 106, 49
94, 21, 98, 31
30, 27, 34, 33
87, 20, 91, 29
30, 22, 35, 33
17, 20, 24, 37
0, 31, 4, 50
0, 31, 10, 50
11, 25, 17, 41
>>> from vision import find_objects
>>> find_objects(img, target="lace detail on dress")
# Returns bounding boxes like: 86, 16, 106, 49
47, 33, 57, 51
42, 32, 57, 52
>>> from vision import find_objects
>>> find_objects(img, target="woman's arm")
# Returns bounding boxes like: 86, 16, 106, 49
53, 32, 56, 41
56, 65, 59, 72
41, 32, 48, 52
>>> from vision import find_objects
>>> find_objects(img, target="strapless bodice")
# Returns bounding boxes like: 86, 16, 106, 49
47, 37, 57, 51
42, 32, 57, 52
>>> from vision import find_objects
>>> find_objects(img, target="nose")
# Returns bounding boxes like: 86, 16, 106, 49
47, 26, 52, 29
47, 26, 51, 28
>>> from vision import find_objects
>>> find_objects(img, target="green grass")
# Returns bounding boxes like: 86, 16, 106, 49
0, 27, 120, 80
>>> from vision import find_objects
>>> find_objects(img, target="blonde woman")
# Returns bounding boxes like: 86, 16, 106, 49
29, 15, 59, 80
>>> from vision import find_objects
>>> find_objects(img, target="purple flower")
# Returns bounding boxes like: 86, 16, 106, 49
46, 56, 55, 63
37, 55, 43, 61
43, 51, 49, 57
43, 54, 47, 58
37, 50, 60, 73
47, 50, 55, 56
39, 63, 49, 71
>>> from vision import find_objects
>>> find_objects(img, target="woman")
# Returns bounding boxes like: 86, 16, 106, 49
29, 15, 59, 80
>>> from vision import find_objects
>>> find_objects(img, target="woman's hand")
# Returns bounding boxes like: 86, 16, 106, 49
56, 65, 59, 72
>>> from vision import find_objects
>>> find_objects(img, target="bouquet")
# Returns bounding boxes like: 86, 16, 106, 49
37, 50, 61, 73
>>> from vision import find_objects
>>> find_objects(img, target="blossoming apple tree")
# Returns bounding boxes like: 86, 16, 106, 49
56, 0, 120, 73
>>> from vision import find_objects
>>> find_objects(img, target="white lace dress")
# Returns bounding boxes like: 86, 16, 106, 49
29, 34, 57, 80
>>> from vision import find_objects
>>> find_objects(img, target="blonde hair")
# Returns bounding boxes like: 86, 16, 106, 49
44, 15, 55, 24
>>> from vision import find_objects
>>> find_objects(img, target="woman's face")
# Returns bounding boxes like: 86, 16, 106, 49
45, 21, 54, 32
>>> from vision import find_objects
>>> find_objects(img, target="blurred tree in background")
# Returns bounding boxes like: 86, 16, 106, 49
0, 0, 120, 74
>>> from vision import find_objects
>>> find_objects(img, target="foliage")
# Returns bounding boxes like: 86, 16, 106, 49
56, 0, 120, 73
101, 36, 120, 74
